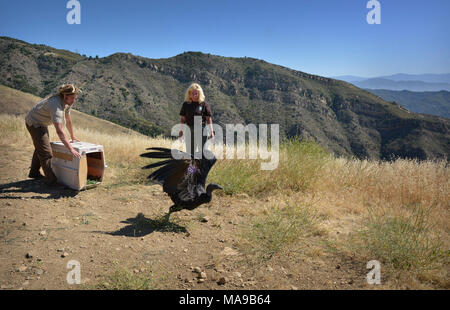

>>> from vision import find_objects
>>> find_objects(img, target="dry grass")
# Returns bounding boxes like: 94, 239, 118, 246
312, 158, 449, 287
314, 157, 449, 245
0, 113, 171, 186
1, 112, 448, 288
317, 157, 449, 210
0, 85, 42, 115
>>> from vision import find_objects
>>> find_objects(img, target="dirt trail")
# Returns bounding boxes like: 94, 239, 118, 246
0, 143, 372, 290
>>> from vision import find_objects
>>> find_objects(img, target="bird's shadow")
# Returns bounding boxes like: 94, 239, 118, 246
101, 212, 187, 237
0, 179, 78, 200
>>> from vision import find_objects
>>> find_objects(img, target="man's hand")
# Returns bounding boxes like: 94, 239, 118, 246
53, 122, 81, 158
70, 148, 81, 158
70, 136, 81, 143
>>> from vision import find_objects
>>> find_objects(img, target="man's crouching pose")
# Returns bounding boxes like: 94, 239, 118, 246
25, 84, 82, 185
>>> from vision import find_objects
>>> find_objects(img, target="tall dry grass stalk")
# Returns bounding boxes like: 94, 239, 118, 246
317, 157, 449, 209
0, 114, 30, 145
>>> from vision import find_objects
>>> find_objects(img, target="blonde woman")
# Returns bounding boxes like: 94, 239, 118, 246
25, 84, 82, 185
179, 83, 215, 157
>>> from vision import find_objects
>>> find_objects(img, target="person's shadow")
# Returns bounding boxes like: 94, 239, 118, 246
0, 179, 79, 200
100, 212, 187, 237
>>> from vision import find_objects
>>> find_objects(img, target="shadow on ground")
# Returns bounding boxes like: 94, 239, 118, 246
100, 212, 187, 237
0, 179, 79, 200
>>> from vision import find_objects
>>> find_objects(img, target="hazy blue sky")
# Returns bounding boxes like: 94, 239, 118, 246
1, 0, 449, 77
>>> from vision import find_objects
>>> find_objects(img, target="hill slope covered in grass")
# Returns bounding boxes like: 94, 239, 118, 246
1, 36, 449, 161
0, 84, 140, 136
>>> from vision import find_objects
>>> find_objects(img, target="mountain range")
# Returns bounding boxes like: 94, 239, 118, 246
366, 89, 450, 119
1, 36, 449, 161
332, 74, 450, 91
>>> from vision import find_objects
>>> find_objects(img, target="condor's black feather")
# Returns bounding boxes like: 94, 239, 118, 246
141, 147, 222, 215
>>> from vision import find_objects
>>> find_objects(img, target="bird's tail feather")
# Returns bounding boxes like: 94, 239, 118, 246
146, 147, 171, 152
140, 151, 171, 159
141, 148, 191, 160
142, 159, 173, 170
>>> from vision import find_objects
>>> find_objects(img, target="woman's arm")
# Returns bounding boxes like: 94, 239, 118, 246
179, 115, 186, 138
203, 102, 214, 139
206, 116, 214, 139
65, 113, 80, 142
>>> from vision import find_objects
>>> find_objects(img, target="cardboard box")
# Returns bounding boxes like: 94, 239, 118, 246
50, 141, 106, 190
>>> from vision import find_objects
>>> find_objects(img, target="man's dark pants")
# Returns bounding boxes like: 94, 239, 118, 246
26, 123, 57, 183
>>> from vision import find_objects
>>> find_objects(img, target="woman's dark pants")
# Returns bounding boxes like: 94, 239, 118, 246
186, 125, 208, 159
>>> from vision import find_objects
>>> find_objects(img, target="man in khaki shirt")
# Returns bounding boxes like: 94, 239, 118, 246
25, 84, 82, 185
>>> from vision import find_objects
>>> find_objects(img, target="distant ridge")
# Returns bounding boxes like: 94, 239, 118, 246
1, 36, 449, 160
365, 89, 450, 119
332, 74, 450, 91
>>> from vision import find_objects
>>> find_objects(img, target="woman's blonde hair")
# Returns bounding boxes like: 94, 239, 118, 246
184, 83, 205, 103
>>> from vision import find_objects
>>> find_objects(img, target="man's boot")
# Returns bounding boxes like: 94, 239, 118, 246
28, 171, 45, 179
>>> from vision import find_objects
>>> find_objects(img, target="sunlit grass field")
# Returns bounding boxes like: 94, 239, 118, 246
1, 112, 448, 288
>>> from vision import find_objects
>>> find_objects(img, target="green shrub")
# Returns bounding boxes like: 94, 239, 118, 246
209, 138, 331, 196
91, 266, 156, 290
356, 204, 446, 271
239, 200, 321, 260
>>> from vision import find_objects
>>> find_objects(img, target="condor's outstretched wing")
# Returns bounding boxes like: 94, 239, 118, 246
141, 147, 218, 202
